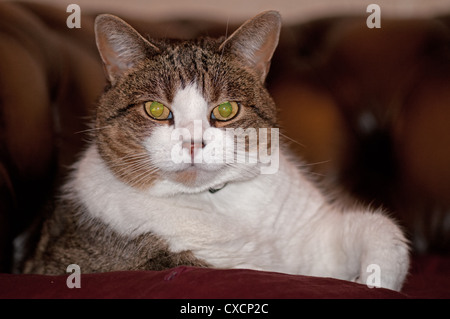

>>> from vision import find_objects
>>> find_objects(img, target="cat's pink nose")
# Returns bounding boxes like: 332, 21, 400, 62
182, 141, 205, 162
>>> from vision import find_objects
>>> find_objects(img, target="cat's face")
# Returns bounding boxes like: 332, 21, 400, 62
93, 11, 281, 193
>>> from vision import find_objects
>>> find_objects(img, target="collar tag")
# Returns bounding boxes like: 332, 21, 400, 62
208, 183, 227, 194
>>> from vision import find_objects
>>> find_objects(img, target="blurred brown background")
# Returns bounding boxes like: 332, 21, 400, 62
1, 0, 450, 272
30, 0, 450, 23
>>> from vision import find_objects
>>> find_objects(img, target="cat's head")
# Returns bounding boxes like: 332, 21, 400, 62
93, 11, 281, 194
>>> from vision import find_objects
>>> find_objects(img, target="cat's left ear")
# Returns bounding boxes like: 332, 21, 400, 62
95, 14, 159, 85
220, 11, 281, 82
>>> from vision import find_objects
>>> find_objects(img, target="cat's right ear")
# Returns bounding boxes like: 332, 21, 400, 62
94, 14, 159, 84
219, 11, 281, 83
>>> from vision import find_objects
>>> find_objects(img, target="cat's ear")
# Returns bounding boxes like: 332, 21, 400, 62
94, 14, 159, 84
219, 11, 281, 82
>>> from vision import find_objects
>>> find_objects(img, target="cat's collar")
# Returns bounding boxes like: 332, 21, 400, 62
208, 183, 227, 194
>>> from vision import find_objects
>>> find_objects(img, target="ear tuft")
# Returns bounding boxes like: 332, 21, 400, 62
94, 14, 159, 84
220, 11, 281, 82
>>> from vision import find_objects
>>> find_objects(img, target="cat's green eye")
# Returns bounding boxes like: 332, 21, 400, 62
211, 101, 239, 121
144, 101, 173, 120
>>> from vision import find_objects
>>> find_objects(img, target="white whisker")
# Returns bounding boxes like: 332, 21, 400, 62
75, 125, 113, 135
278, 132, 306, 148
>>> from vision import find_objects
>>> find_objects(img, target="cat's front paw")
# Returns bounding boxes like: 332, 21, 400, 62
357, 242, 409, 291
354, 263, 401, 291
343, 211, 410, 291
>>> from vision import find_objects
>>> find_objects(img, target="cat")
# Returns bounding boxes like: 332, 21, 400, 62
21, 10, 409, 291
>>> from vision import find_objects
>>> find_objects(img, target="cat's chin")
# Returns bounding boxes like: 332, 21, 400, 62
160, 163, 259, 194
165, 165, 223, 189
169, 166, 203, 186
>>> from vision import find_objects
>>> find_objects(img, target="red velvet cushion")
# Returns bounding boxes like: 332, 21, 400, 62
0, 255, 448, 299
0, 267, 406, 299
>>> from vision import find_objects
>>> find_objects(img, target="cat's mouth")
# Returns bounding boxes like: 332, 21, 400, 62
166, 160, 224, 188
163, 140, 225, 185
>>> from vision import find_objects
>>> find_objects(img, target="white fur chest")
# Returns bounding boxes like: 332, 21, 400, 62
70, 144, 325, 273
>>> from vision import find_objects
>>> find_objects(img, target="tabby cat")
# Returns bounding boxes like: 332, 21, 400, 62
22, 11, 409, 291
